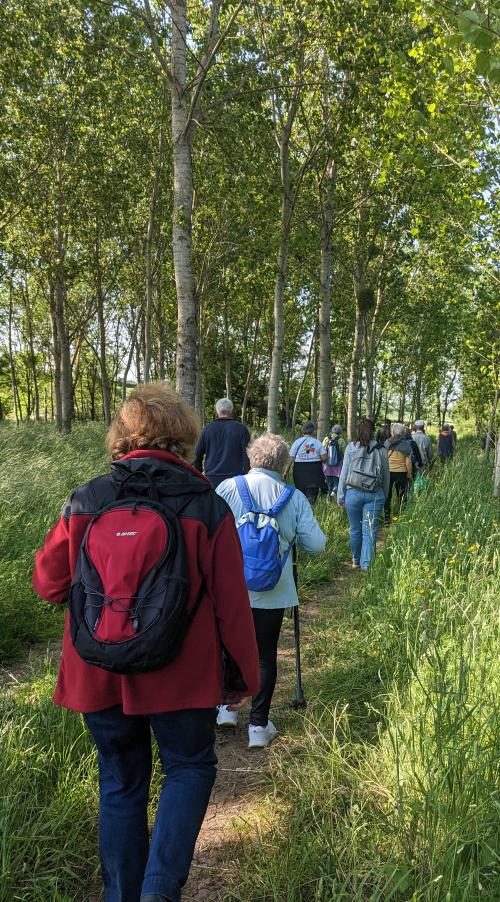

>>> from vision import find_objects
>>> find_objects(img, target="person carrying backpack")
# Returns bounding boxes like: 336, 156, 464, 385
216, 433, 325, 747
322, 424, 346, 497
383, 422, 413, 524
438, 423, 455, 462
337, 419, 390, 571
32, 382, 259, 902
284, 420, 327, 503
411, 420, 433, 469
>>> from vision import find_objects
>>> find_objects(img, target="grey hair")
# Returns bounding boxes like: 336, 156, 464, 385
391, 422, 405, 437
247, 433, 290, 473
215, 397, 234, 416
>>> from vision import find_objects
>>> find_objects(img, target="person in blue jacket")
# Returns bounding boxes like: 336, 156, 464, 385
194, 398, 250, 488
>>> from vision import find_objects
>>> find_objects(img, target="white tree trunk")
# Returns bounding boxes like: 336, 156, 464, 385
493, 432, 500, 497
268, 119, 295, 432
171, 1, 196, 405
347, 303, 364, 441
318, 160, 335, 440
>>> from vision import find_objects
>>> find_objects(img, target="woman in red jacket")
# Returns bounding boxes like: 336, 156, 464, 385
32, 382, 259, 902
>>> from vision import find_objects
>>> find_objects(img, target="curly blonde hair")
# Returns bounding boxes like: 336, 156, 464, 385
106, 382, 200, 462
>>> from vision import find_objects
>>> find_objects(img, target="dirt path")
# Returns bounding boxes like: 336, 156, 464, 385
2, 554, 364, 901
183, 563, 355, 902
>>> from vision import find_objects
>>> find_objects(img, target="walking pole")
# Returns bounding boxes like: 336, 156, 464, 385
291, 544, 307, 710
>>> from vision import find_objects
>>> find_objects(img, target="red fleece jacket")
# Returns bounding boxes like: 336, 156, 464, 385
32, 449, 260, 714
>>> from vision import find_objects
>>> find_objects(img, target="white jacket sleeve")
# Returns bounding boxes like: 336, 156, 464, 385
294, 494, 326, 554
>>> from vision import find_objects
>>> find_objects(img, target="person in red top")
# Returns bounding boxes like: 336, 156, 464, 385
32, 382, 259, 902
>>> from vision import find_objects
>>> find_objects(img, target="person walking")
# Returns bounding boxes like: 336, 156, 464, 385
322, 424, 346, 497
194, 397, 250, 488
384, 422, 413, 524
216, 433, 326, 747
411, 420, 433, 469
337, 419, 389, 571
450, 424, 458, 447
405, 426, 423, 477
32, 382, 259, 902
438, 423, 455, 463
284, 421, 327, 503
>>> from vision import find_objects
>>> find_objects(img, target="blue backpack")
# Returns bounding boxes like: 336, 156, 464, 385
234, 476, 295, 592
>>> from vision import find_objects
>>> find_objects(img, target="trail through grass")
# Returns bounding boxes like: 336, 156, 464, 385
0, 426, 498, 900
226, 445, 500, 901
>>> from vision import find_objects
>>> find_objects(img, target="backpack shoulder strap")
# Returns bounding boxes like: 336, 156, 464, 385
268, 485, 294, 518
235, 475, 256, 513
294, 437, 308, 456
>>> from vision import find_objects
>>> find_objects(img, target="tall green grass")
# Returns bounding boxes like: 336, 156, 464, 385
0, 660, 100, 901
227, 446, 500, 900
0, 422, 107, 660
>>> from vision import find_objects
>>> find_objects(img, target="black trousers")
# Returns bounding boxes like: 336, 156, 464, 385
384, 472, 408, 522
293, 461, 327, 504
250, 607, 285, 727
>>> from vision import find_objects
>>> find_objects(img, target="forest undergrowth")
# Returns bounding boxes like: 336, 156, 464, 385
0, 426, 498, 900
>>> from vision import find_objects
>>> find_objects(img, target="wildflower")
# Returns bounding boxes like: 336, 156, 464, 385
467, 543, 480, 552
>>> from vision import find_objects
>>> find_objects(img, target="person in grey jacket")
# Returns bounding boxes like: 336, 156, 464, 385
337, 419, 390, 571
411, 420, 433, 468
216, 433, 326, 748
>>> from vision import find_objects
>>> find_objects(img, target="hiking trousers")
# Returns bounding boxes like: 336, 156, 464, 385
384, 472, 408, 522
84, 705, 217, 902
250, 607, 285, 726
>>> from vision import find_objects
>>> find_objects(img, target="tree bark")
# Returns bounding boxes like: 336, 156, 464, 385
347, 302, 364, 440
223, 293, 232, 399
8, 285, 19, 426
493, 432, 500, 497
311, 335, 319, 426
54, 276, 72, 433
170, 1, 197, 404
23, 278, 40, 420
485, 388, 499, 459
95, 225, 112, 427
267, 87, 300, 432
144, 89, 166, 382
48, 282, 62, 428
318, 160, 335, 440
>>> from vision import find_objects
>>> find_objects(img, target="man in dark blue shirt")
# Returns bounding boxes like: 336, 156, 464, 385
194, 398, 250, 488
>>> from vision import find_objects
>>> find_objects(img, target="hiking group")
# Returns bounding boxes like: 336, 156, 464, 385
32, 383, 456, 902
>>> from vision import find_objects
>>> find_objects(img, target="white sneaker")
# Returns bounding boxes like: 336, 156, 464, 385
216, 705, 239, 728
248, 720, 277, 749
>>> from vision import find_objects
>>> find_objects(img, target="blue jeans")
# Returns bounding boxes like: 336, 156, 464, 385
84, 705, 217, 902
345, 488, 385, 570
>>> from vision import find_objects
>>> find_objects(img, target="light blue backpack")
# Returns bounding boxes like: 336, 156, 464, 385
234, 476, 295, 592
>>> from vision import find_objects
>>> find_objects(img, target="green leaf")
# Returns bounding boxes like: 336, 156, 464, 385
489, 65, 500, 84
460, 10, 481, 25
414, 110, 428, 126
472, 30, 495, 52
475, 51, 491, 77
442, 55, 455, 75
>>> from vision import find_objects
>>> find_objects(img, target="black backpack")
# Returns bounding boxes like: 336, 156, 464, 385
68, 468, 210, 675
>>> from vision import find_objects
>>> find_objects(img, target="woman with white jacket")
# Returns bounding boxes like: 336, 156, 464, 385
216, 433, 326, 747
